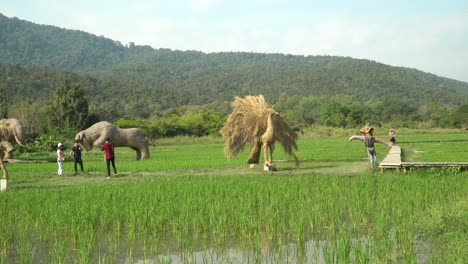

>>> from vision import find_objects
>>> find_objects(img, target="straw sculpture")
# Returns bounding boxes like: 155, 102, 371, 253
0, 141, 13, 179
221, 95, 299, 169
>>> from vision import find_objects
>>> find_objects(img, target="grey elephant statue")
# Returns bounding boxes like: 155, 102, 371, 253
0, 118, 26, 159
75, 121, 150, 160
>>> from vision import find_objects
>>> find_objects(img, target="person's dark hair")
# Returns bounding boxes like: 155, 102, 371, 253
106, 137, 110, 141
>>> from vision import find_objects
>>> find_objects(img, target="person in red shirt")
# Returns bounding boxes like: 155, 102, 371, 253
100, 138, 117, 178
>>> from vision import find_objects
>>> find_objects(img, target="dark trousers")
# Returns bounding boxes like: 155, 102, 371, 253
74, 157, 84, 173
106, 158, 117, 176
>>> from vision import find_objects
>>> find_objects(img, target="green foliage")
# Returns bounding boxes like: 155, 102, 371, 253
17, 134, 57, 157
9, 98, 51, 136
115, 109, 227, 139
50, 80, 89, 130
1, 14, 468, 133
178, 109, 226, 136
16, 127, 77, 158
0, 82, 7, 118
452, 104, 468, 128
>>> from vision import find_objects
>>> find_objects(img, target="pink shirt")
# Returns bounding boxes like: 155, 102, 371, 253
57, 149, 64, 161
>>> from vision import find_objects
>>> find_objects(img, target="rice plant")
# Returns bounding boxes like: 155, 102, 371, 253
0, 132, 465, 263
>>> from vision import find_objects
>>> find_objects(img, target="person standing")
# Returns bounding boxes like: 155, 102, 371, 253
70, 141, 84, 175
57, 143, 65, 177
348, 125, 390, 170
100, 138, 117, 179
388, 129, 397, 145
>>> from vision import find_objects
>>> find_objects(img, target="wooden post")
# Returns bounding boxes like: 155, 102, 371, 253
0, 179, 7, 191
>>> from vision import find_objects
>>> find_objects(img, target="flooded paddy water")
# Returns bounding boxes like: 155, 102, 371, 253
4, 230, 432, 263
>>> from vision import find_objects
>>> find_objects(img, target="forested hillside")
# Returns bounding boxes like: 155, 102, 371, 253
1, 13, 468, 136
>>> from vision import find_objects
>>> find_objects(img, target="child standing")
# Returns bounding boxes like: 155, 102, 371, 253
57, 143, 65, 177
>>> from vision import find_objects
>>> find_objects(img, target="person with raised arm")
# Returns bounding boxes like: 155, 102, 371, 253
349, 125, 390, 170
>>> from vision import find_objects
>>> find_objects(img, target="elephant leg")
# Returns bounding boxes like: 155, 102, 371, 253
269, 143, 275, 165
247, 142, 262, 164
3, 151, 12, 160
2, 143, 15, 160
0, 155, 7, 179
263, 143, 269, 165
141, 146, 150, 159
136, 150, 141, 161
95, 137, 107, 148
92, 134, 110, 149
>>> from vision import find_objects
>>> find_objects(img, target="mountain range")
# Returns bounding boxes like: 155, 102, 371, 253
1, 13, 467, 121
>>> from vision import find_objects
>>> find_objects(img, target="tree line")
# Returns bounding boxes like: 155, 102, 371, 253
3, 78, 466, 143
1, 13, 468, 141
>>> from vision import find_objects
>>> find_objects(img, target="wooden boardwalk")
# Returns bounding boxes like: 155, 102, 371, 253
379, 145, 468, 171
401, 162, 468, 170
379, 146, 402, 171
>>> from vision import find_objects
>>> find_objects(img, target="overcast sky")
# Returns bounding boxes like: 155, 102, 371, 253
2, 0, 468, 82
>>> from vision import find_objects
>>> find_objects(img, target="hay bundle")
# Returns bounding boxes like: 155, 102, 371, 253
221, 95, 299, 166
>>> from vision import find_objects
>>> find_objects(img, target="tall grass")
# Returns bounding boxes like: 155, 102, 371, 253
0, 132, 466, 262
0, 172, 466, 262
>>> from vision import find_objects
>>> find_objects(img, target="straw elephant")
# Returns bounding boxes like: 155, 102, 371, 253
221, 95, 299, 170
0, 118, 26, 159
75, 121, 150, 160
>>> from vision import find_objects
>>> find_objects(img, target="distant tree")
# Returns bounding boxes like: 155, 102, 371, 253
418, 102, 451, 127
452, 104, 468, 128
0, 83, 7, 118
321, 102, 350, 127
380, 98, 416, 121
83, 113, 101, 129
10, 99, 50, 136
50, 80, 89, 130
298, 96, 326, 125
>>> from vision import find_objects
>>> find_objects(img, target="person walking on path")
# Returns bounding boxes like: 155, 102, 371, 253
348, 125, 390, 170
57, 143, 65, 177
388, 129, 396, 145
100, 138, 117, 179
70, 141, 84, 174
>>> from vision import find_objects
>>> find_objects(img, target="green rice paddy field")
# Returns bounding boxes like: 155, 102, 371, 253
0, 130, 467, 263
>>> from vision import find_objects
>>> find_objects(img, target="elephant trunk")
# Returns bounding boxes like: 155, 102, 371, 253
13, 131, 25, 147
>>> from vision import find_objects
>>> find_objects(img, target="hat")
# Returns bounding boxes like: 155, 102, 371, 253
359, 125, 374, 135
58, 143, 63, 148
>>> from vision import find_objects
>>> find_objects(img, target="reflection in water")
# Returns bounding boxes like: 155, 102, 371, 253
4, 232, 430, 263
134, 237, 371, 264
133, 236, 430, 263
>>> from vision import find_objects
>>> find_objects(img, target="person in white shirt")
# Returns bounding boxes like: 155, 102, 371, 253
57, 143, 65, 177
